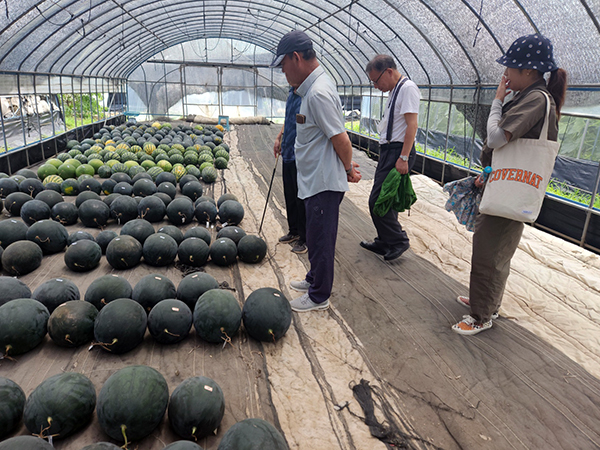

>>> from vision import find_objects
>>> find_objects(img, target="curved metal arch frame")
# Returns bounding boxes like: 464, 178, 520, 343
42, 0, 365, 82
75, 0, 376, 82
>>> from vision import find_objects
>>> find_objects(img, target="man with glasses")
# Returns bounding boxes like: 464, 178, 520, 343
360, 54, 420, 261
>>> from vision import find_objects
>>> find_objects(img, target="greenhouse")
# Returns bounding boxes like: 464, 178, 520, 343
0, 1, 600, 449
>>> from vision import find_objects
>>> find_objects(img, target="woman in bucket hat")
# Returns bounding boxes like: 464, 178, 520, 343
452, 34, 568, 335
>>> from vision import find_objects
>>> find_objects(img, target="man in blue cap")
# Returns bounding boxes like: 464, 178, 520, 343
271, 30, 361, 312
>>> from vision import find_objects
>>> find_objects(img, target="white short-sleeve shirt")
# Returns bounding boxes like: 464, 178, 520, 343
377, 79, 420, 144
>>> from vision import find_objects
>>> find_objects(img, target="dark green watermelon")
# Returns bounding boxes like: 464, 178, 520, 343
217, 226, 246, 244
177, 237, 210, 267
194, 201, 218, 224
181, 181, 203, 201
78, 199, 110, 228
84, 275, 132, 310
0, 178, 19, 198
79, 443, 122, 450
209, 237, 238, 266
217, 193, 237, 207
51, 201, 79, 225
26, 219, 69, 254
0, 377, 25, 439
64, 240, 102, 272
193, 289, 241, 344
79, 177, 102, 194
163, 442, 204, 450
96, 230, 118, 254
147, 299, 192, 344
0, 298, 49, 357
176, 272, 219, 310
155, 171, 177, 186
120, 218, 155, 244
132, 274, 176, 313
217, 418, 288, 450
106, 235, 143, 270
166, 197, 194, 225
23, 372, 96, 440
67, 230, 96, 245
168, 376, 225, 440
93, 298, 147, 354
20, 199, 51, 225
101, 179, 118, 195
19, 178, 44, 197
75, 191, 101, 208
97, 365, 169, 444
113, 181, 133, 196
132, 178, 157, 197
237, 235, 268, 264
0, 436, 54, 449
142, 233, 178, 266
0, 277, 31, 307
218, 200, 244, 225
33, 278, 80, 313
110, 195, 138, 225
110, 172, 132, 184
48, 300, 98, 347
137, 195, 166, 222
179, 174, 198, 190
0, 219, 28, 249
242, 288, 292, 342
157, 225, 184, 244
1, 240, 43, 276
157, 181, 177, 199
4, 191, 32, 216
184, 226, 211, 245
35, 189, 63, 209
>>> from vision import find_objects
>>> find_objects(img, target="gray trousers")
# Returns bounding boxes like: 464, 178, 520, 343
368, 142, 416, 250
469, 213, 524, 322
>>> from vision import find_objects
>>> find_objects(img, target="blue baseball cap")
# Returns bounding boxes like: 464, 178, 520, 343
496, 34, 557, 72
270, 30, 313, 67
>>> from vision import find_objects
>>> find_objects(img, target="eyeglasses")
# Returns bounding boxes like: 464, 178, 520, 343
371, 69, 386, 86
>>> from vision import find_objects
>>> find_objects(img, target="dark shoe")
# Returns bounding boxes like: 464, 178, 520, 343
279, 233, 299, 243
384, 243, 410, 261
291, 241, 308, 254
360, 240, 387, 256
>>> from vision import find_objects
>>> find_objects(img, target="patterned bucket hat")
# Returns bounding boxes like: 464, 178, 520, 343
496, 34, 557, 72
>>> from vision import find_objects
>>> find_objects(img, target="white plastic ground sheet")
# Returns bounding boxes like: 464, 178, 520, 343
225, 126, 600, 448
345, 168, 600, 381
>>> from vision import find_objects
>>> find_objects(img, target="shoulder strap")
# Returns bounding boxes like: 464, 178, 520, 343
386, 77, 410, 142
536, 90, 552, 142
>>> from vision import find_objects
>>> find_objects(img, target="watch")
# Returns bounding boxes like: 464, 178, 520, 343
345, 166, 353, 174
399, 154, 409, 162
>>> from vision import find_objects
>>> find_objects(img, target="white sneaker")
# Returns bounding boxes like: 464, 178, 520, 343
290, 293, 329, 312
452, 315, 492, 336
456, 296, 499, 320
290, 279, 310, 292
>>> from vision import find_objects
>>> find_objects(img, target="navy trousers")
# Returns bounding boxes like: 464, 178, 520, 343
368, 142, 416, 250
304, 190, 345, 304
282, 160, 306, 242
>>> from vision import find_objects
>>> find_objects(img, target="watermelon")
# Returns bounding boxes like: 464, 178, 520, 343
193, 289, 242, 344
33, 278, 80, 314
75, 191, 101, 208
138, 195, 166, 222
176, 272, 219, 310
0, 298, 49, 357
132, 274, 176, 313
20, 199, 51, 225
97, 365, 169, 444
4, 191, 32, 215
0, 377, 25, 439
181, 181, 203, 201
168, 376, 225, 440
19, 178, 44, 197
113, 181, 133, 196
217, 193, 238, 207
0, 219, 28, 249
67, 230, 95, 245
201, 166, 218, 183
48, 301, 98, 347
209, 237, 238, 266
242, 288, 292, 342
143, 233, 178, 266
194, 201, 218, 223
79, 443, 122, 450
23, 372, 96, 440
178, 174, 198, 190
147, 299, 192, 344
217, 418, 288, 450
0, 277, 31, 307
93, 298, 147, 354
61, 178, 80, 196
219, 200, 244, 225
157, 225, 184, 244
110, 195, 139, 224
155, 171, 177, 186
65, 240, 102, 272
79, 177, 102, 194
51, 202, 79, 225
85, 275, 132, 310
217, 226, 246, 245
166, 197, 194, 225
96, 230, 118, 254
2, 240, 43, 276
35, 189, 63, 209
177, 237, 210, 268
106, 235, 143, 270
157, 181, 177, 199
132, 178, 157, 197
37, 164, 59, 180
184, 226, 211, 245
237, 235, 268, 264
120, 218, 155, 244
163, 442, 204, 450
77, 199, 111, 228
0, 436, 54, 449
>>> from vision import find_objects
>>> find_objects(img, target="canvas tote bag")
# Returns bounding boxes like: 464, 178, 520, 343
479, 91, 559, 222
